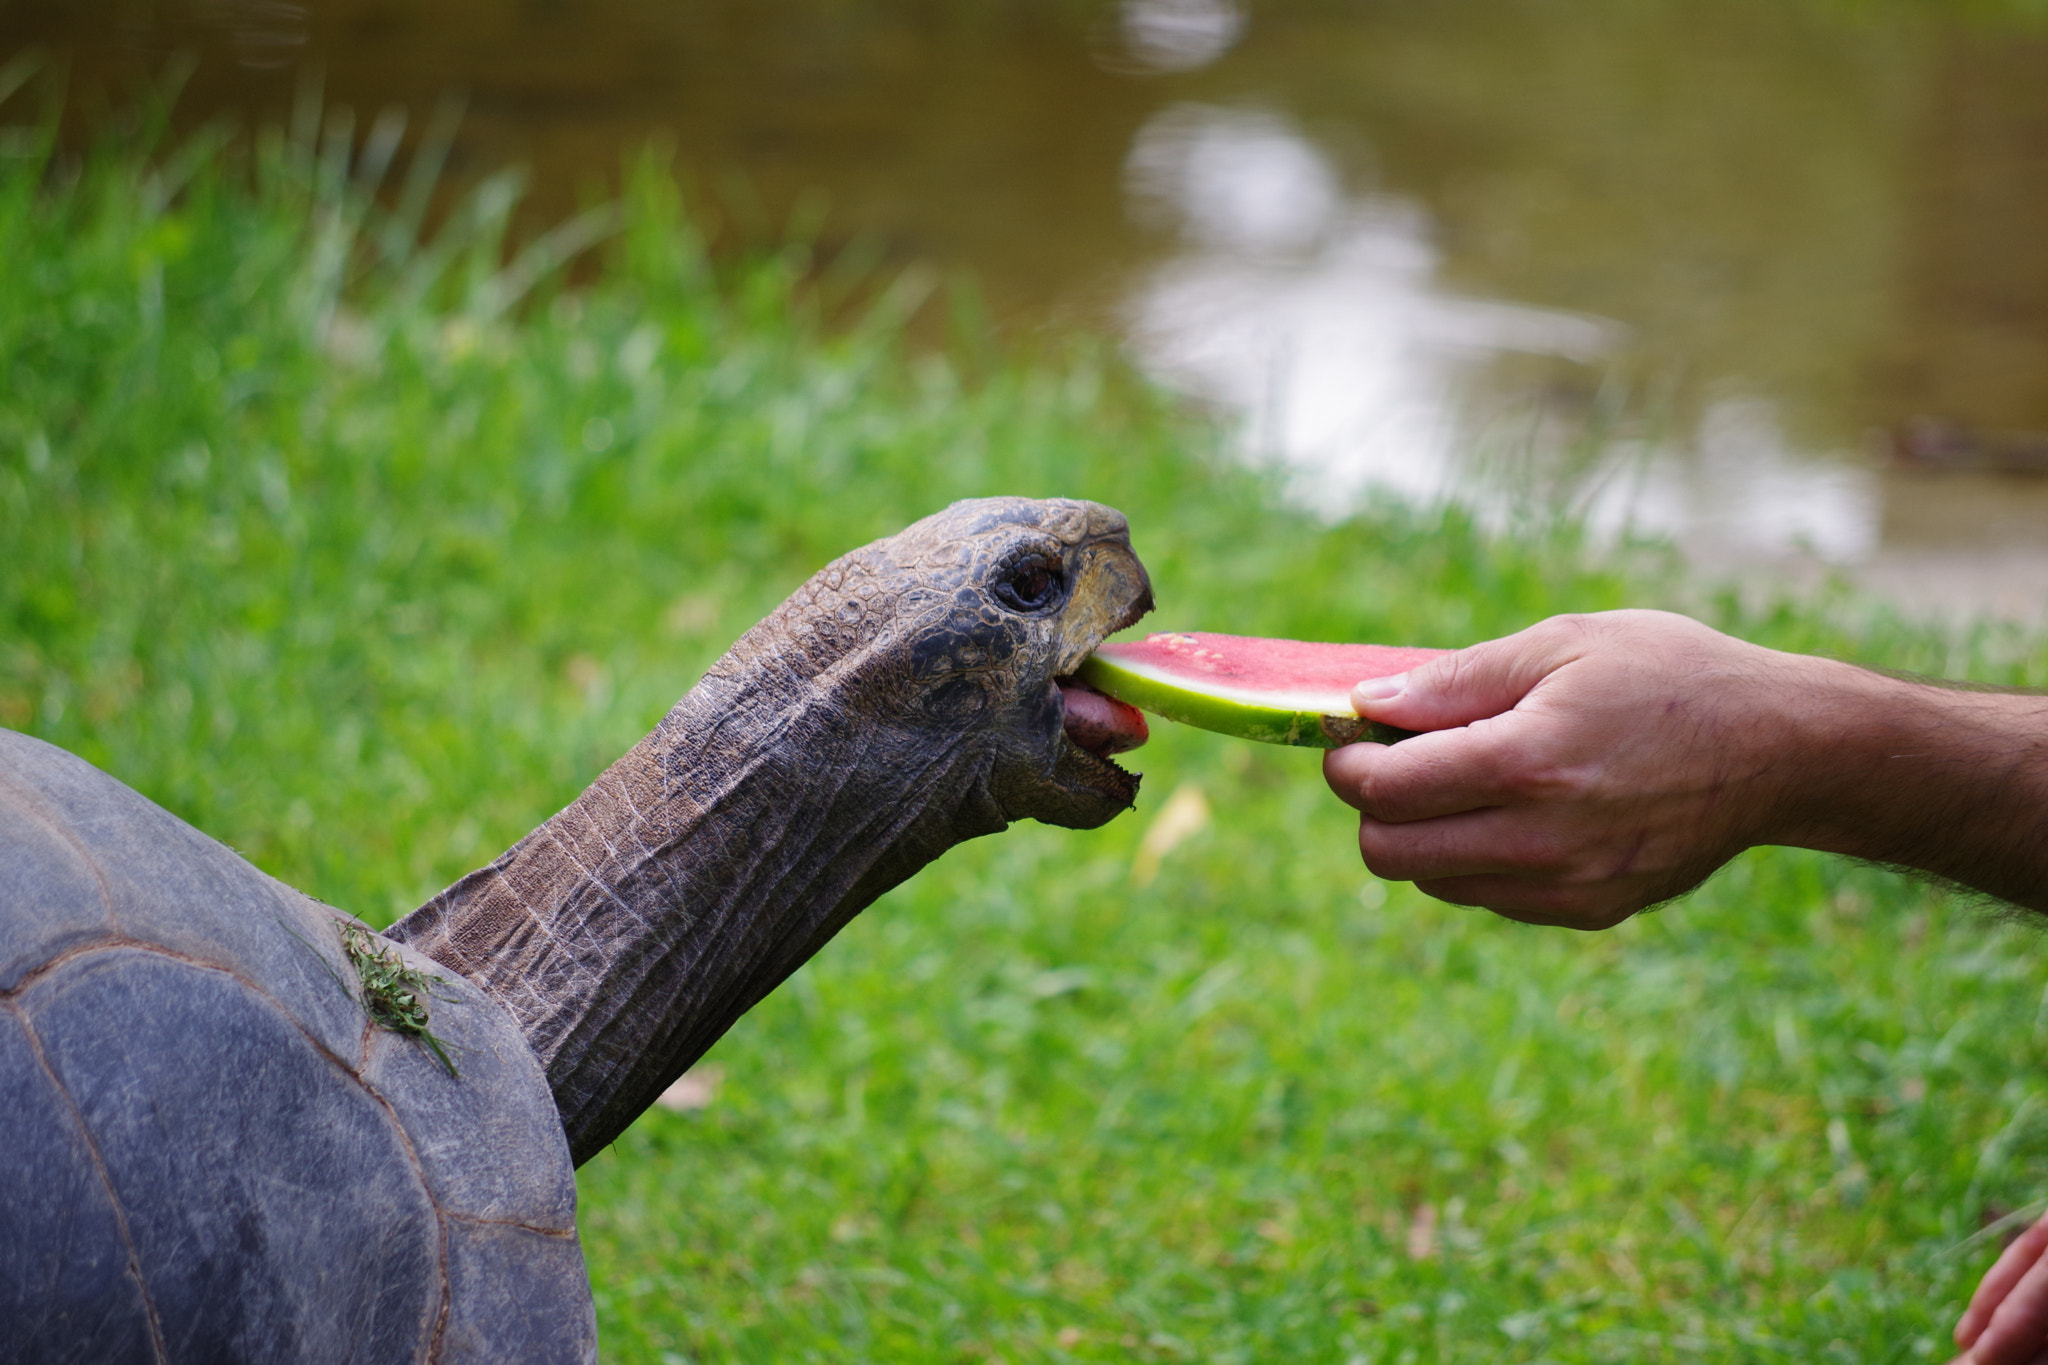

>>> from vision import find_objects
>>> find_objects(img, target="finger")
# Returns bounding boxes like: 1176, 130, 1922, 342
1960, 1217, 2048, 1349
1359, 810, 1540, 888
1322, 741, 1390, 812
1968, 1243, 2048, 1365
1337, 715, 1565, 824
1408, 875, 1645, 929
1356, 807, 1566, 883
1351, 616, 1596, 733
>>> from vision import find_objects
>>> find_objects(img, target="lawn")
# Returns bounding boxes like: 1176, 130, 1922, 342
6, 90, 2048, 1361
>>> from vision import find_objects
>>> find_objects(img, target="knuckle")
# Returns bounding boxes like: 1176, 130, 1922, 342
1540, 612, 1601, 648
1494, 757, 1587, 805
1356, 832, 1417, 883
1420, 647, 1479, 699
1351, 767, 1419, 822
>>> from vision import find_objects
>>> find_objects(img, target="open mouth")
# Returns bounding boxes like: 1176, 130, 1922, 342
1053, 584, 1154, 763
1056, 676, 1149, 759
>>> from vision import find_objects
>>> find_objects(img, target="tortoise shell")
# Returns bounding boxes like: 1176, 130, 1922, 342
0, 729, 598, 1363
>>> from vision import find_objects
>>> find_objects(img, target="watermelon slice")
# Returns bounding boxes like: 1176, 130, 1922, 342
1073, 631, 1446, 748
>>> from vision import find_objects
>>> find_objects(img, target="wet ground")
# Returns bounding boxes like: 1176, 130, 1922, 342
8, 0, 2048, 622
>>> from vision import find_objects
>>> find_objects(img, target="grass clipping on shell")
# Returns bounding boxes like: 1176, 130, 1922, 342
338, 921, 460, 1077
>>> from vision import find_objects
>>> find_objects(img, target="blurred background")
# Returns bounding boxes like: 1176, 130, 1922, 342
15, 5, 2048, 1358
10, 0, 2048, 622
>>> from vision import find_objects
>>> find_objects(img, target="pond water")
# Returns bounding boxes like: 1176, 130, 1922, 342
9, 0, 2048, 621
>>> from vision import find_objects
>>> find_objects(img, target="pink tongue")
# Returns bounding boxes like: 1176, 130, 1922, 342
1058, 679, 1149, 757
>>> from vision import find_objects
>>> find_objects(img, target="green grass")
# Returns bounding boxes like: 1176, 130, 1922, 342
7, 93, 2048, 1361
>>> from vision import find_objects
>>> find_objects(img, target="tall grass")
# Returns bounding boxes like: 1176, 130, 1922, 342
6, 87, 2048, 1361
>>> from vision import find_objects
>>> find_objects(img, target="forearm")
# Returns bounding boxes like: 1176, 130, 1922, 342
1329, 611, 2048, 927
1777, 659, 2048, 912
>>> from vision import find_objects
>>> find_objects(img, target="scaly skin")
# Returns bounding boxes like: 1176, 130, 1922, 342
388, 498, 1152, 1164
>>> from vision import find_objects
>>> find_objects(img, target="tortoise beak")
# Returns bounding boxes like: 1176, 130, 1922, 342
979, 498, 1155, 831
1053, 527, 1155, 678
1010, 512, 1155, 829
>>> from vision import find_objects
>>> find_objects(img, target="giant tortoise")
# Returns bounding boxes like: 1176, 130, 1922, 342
0, 496, 1153, 1363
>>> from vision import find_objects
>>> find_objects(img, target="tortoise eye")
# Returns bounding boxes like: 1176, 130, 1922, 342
995, 554, 1064, 612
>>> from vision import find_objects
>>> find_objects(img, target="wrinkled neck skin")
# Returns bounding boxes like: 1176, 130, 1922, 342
387, 664, 1007, 1166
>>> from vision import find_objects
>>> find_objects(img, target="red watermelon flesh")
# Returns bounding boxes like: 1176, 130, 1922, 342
1102, 633, 1442, 713
1073, 632, 1448, 748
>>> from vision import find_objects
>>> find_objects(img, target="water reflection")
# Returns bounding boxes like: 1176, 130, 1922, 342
1582, 400, 1879, 564
7, 0, 2048, 619
1116, 0, 1244, 75
1124, 104, 1611, 509
1120, 102, 1878, 564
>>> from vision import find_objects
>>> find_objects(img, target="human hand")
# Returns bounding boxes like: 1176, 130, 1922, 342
1319, 609, 1888, 928
1954, 1211, 2048, 1365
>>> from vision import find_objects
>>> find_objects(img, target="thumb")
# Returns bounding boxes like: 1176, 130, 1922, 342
1352, 623, 1582, 732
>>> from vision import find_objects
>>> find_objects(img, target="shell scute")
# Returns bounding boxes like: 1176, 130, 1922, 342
0, 1005, 157, 1362
440, 1218, 598, 1364
1, 730, 597, 1362
0, 731, 364, 1064
20, 947, 440, 1362
0, 777, 114, 992
361, 988, 578, 1230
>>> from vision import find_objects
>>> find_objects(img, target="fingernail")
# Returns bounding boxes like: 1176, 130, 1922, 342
1353, 674, 1407, 704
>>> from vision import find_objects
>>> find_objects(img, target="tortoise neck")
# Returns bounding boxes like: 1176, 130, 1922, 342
387, 673, 1005, 1165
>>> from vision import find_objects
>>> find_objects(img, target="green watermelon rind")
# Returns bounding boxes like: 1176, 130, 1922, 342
1074, 651, 1413, 750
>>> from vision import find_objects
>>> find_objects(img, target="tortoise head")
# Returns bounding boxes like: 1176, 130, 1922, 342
740, 496, 1154, 830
